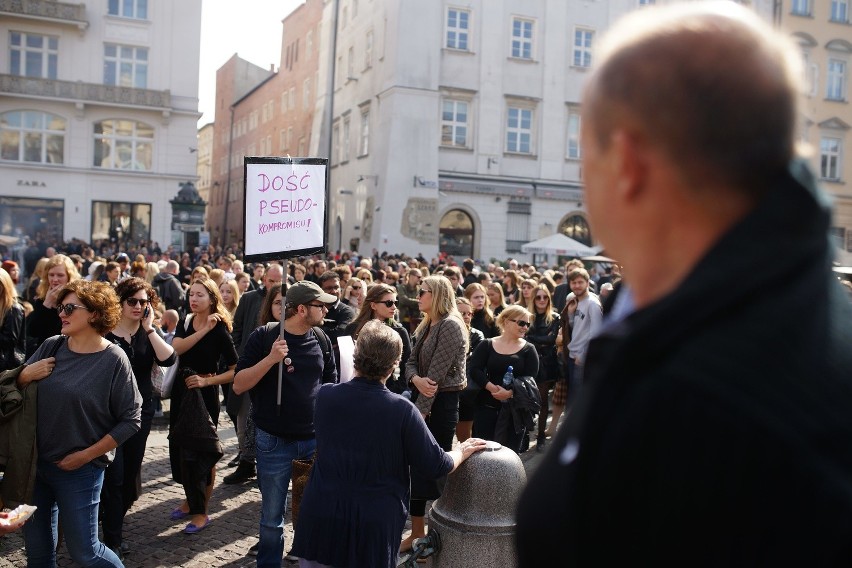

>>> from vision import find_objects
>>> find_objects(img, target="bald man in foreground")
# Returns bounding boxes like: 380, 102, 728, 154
516, 3, 852, 565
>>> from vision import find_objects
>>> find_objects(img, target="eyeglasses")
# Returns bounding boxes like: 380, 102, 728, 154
510, 319, 531, 328
57, 303, 90, 316
418, 289, 432, 297
306, 303, 327, 309
125, 298, 149, 307
376, 300, 399, 308
350, 286, 362, 291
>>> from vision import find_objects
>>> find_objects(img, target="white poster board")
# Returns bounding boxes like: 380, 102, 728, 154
337, 336, 356, 383
243, 157, 329, 262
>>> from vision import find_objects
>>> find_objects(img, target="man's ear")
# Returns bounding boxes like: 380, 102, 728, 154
611, 130, 649, 202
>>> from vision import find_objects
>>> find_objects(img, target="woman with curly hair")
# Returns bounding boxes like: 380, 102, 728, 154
101, 277, 176, 557
26, 254, 81, 356
169, 277, 238, 533
344, 283, 411, 394
20, 280, 141, 567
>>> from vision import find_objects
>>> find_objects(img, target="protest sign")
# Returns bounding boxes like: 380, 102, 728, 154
243, 157, 329, 262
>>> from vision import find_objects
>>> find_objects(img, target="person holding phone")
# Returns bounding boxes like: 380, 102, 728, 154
101, 277, 176, 558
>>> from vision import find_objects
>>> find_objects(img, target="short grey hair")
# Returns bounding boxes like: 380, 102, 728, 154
354, 320, 402, 381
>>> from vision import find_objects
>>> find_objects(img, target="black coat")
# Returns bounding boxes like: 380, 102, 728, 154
516, 162, 852, 566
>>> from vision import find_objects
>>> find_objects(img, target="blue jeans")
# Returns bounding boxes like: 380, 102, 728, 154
24, 460, 123, 567
255, 427, 316, 568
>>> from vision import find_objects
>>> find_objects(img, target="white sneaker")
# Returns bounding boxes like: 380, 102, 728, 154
284, 552, 300, 562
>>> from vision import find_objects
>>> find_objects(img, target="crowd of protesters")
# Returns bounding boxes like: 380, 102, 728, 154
0, 232, 621, 566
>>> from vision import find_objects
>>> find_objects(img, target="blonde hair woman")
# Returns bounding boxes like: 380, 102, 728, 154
169, 278, 238, 533
219, 279, 241, 317
401, 275, 469, 552
0, 268, 24, 371
145, 261, 160, 284
343, 277, 365, 310
27, 255, 81, 356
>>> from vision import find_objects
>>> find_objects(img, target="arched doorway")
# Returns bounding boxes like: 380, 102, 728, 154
558, 213, 592, 246
439, 209, 475, 259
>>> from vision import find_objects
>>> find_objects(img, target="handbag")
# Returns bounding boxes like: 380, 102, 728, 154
291, 455, 315, 529
156, 314, 192, 399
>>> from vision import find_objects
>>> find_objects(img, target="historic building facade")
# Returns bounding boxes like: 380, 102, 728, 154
0, 0, 202, 248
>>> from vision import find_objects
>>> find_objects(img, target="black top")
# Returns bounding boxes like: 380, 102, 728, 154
26, 299, 61, 352
237, 323, 337, 440
469, 339, 538, 409
171, 317, 238, 427
470, 310, 496, 338
106, 326, 176, 400
0, 303, 24, 371
516, 163, 852, 566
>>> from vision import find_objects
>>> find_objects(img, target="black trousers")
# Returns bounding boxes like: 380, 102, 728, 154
473, 404, 524, 453
101, 397, 153, 547
410, 391, 459, 516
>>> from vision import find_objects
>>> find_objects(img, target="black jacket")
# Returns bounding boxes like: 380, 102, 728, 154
525, 311, 560, 382
0, 303, 25, 371
516, 162, 852, 565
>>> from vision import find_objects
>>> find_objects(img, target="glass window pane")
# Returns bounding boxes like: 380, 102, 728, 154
48, 54, 57, 79
135, 64, 147, 88
104, 61, 116, 84
46, 135, 63, 164
137, 0, 147, 19
135, 141, 152, 170
137, 48, 148, 61
121, 46, 133, 59
10, 32, 21, 46
26, 35, 42, 48
136, 122, 154, 138
95, 138, 112, 167
23, 112, 43, 129
25, 52, 42, 77
23, 132, 42, 162
108, 0, 119, 15
10, 52, 20, 76
1, 131, 20, 160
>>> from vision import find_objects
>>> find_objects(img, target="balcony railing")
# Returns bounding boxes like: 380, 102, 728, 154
0, 74, 171, 110
0, 0, 89, 29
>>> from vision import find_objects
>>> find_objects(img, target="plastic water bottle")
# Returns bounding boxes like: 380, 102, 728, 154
501, 365, 514, 400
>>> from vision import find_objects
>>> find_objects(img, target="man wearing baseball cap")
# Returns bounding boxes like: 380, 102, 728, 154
233, 280, 337, 567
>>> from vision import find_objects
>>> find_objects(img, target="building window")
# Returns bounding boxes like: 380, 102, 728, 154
559, 214, 592, 246
93, 119, 154, 171
638, 0, 656, 5
511, 17, 534, 60
506, 106, 533, 154
91, 201, 151, 243
831, 0, 849, 22
446, 8, 470, 51
303, 78, 312, 110
573, 29, 594, 68
827, 59, 847, 100
289, 87, 296, 110
365, 30, 373, 69
347, 46, 355, 80
332, 122, 340, 166
288, 127, 293, 150
9, 32, 58, 79
359, 108, 370, 156
298, 138, 306, 156
506, 201, 531, 252
281, 92, 287, 113
441, 99, 469, 148
108, 0, 147, 19
280, 129, 286, 150
791, 0, 812, 16
821, 136, 842, 180
103, 44, 148, 88
0, 110, 65, 164
440, 209, 474, 258
342, 116, 351, 163
566, 106, 582, 160
306, 30, 313, 59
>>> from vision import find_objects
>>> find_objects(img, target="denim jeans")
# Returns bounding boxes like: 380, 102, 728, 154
24, 460, 123, 568
255, 427, 316, 568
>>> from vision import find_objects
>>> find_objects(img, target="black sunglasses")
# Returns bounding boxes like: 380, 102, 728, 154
510, 319, 531, 328
376, 300, 399, 307
125, 297, 149, 307
57, 303, 90, 316
418, 289, 431, 297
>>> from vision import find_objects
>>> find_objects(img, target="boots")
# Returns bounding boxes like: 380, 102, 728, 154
223, 460, 255, 484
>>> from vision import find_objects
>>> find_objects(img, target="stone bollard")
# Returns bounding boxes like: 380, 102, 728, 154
428, 441, 526, 567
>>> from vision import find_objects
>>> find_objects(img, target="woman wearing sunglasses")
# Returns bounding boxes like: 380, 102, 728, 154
101, 277, 176, 558
20, 280, 141, 567
343, 277, 365, 310
401, 275, 468, 552
468, 304, 539, 452
169, 278, 238, 534
344, 283, 411, 394
524, 284, 561, 452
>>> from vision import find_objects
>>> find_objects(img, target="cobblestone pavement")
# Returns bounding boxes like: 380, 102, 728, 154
0, 409, 547, 567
